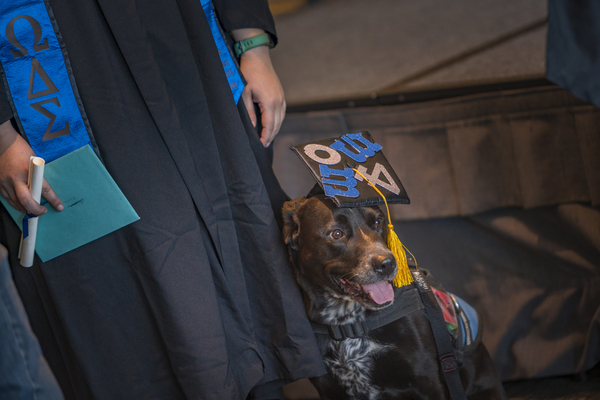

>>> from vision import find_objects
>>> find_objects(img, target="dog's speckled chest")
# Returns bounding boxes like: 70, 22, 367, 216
323, 336, 393, 400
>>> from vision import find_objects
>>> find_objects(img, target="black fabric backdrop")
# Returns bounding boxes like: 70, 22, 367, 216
398, 203, 600, 381
0, 1, 325, 399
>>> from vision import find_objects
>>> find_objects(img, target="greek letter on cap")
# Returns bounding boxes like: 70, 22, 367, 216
330, 132, 383, 163
354, 163, 401, 195
319, 165, 359, 198
304, 144, 342, 165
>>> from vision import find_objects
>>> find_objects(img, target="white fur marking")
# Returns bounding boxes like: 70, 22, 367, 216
324, 336, 393, 400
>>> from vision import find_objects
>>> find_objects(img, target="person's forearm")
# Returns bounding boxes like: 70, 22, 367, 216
0, 120, 18, 155
230, 28, 265, 42
231, 28, 271, 61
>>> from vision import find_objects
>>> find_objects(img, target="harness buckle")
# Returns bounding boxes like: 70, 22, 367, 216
328, 320, 369, 340
441, 355, 458, 372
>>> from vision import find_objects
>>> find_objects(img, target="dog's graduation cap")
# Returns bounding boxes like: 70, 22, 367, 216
291, 131, 409, 207
291, 131, 415, 287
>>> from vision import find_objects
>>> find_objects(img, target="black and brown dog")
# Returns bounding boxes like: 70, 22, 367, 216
282, 194, 507, 400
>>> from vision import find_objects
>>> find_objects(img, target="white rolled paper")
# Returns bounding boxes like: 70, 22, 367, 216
19, 156, 45, 267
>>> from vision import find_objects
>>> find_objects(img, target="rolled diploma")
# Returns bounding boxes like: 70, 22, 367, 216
19, 157, 45, 267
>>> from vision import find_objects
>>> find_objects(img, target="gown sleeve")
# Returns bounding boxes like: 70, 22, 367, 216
547, 0, 600, 108
213, 0, 278, 45
0, 80, 13, 125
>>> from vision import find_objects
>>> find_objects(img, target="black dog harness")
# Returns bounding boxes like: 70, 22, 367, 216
311, 285, 424, 340
412, 270, 469, 400
311, 269, 477, 400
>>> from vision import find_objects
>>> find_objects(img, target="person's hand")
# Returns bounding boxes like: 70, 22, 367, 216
0, 120, 63, 215
232, 29, 286, 147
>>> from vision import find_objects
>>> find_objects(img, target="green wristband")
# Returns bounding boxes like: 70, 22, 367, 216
234, 33, 274, 57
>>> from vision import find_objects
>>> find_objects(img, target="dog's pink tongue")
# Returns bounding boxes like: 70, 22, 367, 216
362, 281, 394, 304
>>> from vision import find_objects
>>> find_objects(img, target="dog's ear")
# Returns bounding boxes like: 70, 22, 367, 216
282, 197, 306, 250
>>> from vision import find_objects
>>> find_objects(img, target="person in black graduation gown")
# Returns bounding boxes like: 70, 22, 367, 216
0, 0, 325, 399
547, 0, 600, 109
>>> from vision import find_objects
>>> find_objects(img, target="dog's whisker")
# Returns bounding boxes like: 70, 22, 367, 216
339, 271, 358, 281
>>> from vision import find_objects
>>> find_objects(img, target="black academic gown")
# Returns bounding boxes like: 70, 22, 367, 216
547, 0, 600, 108
0, 1, 325, 399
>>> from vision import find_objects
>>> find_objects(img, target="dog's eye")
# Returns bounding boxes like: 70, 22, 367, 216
330, 229, 345, 240
374, 218, 383, 228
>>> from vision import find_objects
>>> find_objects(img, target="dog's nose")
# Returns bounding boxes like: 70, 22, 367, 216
372, 255, 396, 275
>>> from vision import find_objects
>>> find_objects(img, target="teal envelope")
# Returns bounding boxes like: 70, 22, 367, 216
0, 146, 139, 261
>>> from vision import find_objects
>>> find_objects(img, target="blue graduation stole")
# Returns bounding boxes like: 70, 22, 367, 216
200, 0, 246, 104
0, 0, 245, 165
0, 0, 93, 163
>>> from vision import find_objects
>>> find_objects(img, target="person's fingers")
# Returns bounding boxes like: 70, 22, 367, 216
269, 98, 286, 146
0, 187, 9, 203
242, 89, 257, 128
41, 179, 63, 211
263, 96, 286, 147
0, 185, 24, 213
15, 181, 47, 216
267, 112, 280, 148
259, 102, 276, 147
0, 179, 62, 214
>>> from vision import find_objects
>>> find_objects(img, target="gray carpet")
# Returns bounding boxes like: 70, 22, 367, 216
283, 364, 600, 399
270, 0, 547, 105
504, 363, 600, 400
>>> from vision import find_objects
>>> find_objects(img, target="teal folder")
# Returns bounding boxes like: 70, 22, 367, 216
0, 146, 139, 261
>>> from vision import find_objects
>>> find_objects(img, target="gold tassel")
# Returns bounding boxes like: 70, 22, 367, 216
387, 224, 413, 287
352, 169, 414, 287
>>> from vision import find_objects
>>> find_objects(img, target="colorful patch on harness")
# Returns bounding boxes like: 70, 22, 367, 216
432, 287, 458, 335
